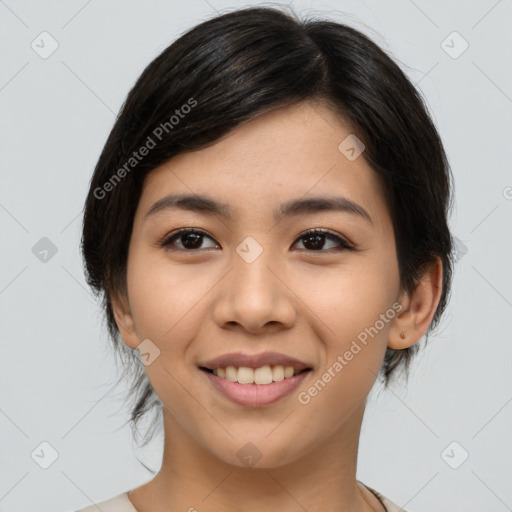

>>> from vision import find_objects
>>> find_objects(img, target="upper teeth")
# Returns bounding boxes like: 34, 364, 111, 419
213, 365, 300, 385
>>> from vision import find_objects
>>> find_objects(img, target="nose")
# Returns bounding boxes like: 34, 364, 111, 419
212, 245, 297, 334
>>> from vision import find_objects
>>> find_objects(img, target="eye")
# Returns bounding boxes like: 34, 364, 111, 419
158, 227, 355, 253
292, 229, 354, 252
159, 228, 219, 251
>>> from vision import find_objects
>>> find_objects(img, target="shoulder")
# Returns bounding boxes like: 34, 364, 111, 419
74, 491, 137, 512
364, 484, 407, 512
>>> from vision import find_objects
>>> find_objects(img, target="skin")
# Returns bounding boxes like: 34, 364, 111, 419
112, 100, 443, 512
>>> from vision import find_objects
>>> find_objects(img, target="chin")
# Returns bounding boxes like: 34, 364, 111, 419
206, 435, 308, 470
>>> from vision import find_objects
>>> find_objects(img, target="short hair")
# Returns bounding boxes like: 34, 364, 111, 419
81, 5, 454, 446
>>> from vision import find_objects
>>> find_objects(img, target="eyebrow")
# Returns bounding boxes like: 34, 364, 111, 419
145, 193, 373, 225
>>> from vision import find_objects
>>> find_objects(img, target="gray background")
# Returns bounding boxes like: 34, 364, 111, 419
1, 1, 511, 511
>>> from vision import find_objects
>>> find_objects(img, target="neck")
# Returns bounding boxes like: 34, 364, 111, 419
129, 402, 383, 512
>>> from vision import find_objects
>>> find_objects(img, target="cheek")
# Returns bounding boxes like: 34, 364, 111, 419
124, 254, 210, 420
294, 270, 395, 434
126, 250, 216, 342
297, 253, 399, 337
296, 255, 398, 392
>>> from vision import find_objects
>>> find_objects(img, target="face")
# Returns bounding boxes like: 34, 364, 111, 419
114, 100, 403, 468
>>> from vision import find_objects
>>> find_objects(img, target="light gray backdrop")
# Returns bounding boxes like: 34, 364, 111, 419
1, 1, 511, 511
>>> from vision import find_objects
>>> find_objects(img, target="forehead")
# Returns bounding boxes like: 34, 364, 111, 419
137, 101, 388, 226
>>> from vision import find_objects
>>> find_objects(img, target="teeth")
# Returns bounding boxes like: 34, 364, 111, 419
225, 366, 238, 382
212, 365, 303, 385
238, 366, 255, 384
254, 365, 273, 385
272, 365, 284, 381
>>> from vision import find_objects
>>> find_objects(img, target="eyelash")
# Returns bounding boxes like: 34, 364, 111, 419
157, 228, 355, 253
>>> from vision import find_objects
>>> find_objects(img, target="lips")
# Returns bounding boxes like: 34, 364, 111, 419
197, 351, 313, 407
201, 366, 311, 407
198, 351, 312, 371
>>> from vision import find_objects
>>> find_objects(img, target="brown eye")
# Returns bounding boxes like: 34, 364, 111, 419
159, 228, 354, 253
292, 229, 354, 252
160, 228, 219, 251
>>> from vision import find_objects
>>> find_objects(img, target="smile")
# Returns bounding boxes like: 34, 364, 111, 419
199, 366, 312, 407
201, 365, 308, 384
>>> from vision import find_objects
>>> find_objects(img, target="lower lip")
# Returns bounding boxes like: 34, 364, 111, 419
201, 369, 311, 407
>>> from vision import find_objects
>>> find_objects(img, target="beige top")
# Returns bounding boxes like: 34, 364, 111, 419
75, 483, 406, 512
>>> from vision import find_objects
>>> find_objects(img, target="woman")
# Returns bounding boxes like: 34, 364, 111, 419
78, 5, 453, 511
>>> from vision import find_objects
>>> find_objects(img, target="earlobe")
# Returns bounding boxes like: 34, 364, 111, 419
110, 292, 140, 349
388, 258, 443, 350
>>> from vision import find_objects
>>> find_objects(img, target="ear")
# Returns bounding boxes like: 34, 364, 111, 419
388, 258, 443, 349
110, 291, 140, 350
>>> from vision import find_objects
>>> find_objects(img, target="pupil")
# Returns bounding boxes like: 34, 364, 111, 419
305, 234, 324, 250
182, 233, 202, 249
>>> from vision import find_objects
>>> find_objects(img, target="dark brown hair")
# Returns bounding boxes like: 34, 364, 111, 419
81, 5, 454, 447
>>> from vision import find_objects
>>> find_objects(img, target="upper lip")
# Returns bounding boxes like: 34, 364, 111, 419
199, 351, 311, 371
